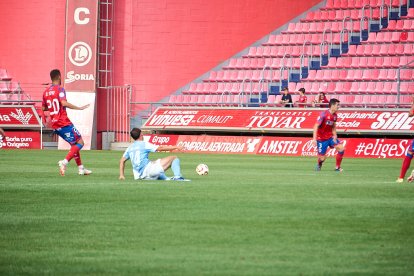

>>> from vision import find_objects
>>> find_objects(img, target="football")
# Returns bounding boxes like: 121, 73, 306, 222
196, 163, 209, 175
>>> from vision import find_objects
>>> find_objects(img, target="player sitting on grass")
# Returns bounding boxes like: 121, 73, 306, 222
119, 128, 188, 181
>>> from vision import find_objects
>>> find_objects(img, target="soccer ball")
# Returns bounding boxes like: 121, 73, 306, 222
196, 164, 209, 175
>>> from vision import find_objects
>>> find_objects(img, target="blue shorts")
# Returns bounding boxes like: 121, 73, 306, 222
317, 137, 341, 156
407, 139, 414, 155
55, 124, 82, 145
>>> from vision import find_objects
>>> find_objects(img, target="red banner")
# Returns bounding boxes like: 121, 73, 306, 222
64, 0, 98, 91
143, 134, 410, 159
0, 131, 41, 149
0, 105, 42, 128
142, 107, 414, 134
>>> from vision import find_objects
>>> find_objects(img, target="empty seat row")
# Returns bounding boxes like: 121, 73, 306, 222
0, 81, 21, 93
0, 68, 12, 81
245, 42, 413, 59
306, 68, 413, 81
224, 57, 309, 70
324, 55, 414, 68
204, 67, 412, 83
184, 82, 270, 95
303, 6, 409, 22
344, 42, 414, 56
0, 93, 31, 105
284, 19, 414, 34
223, 55, 413, 70
299, 80, 413, 94
183, 79, 413, 95
284, 21, 368, 34
205, 69, 290, 82
365, 30, 414, 42
167, 94, 249, 106
322, 0, 409, 10
265, 30, 414, 46
244, 45, 323, 58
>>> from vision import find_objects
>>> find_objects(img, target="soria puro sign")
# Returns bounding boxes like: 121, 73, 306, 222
0, 105, 43, 149
144, 134, 410, 159
142, 107, 414, 134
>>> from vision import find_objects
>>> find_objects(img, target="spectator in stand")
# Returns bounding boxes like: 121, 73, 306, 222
295, 88, 307, 108
279, 87, 293, 107
397, 96, 414, 183
312, 92, 329, 108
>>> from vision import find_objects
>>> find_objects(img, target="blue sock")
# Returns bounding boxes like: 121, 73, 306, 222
158, 172, 168, 180
171, 158, 181, 177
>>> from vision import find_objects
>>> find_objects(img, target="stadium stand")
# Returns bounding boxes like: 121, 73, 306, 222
165, 0, 414, 108
0, 68, 35, 105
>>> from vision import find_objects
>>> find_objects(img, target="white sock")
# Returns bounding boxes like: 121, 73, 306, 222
62, 159, 69, 165
78, 165, 84, 170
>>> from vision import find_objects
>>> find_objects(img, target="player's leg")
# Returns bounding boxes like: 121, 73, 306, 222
397, 139, 414, 182
56, 125, 91, 176
333, 140, 345, 171
316, 140, 328, 171
71, 137, 92, 175
159, 155, 182, 178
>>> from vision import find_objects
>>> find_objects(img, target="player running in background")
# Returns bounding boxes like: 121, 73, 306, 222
42, 69, 92, 176
396, 97, 414, 183
119, 128, 188, 181
312, 98, 345, 172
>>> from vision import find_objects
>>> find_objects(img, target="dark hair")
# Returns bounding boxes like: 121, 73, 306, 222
329, 98, 340, 107
298, 88, 305, 93
50, 69, 61, 81
282, 87, 289, 91
130, 128, 141, 140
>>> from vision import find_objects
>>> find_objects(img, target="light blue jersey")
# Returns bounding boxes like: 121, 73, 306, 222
123, 141, 158, 179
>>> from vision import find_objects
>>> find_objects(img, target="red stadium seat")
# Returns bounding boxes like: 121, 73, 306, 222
400, 69, 413, 81
0, 82, 12, 93
0, 69, 12, 81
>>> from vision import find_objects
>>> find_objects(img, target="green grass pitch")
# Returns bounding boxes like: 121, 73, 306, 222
1, 149, 414, 275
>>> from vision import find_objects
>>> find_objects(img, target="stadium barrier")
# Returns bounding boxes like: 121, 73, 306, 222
142, 107, 414, 135
143, 134, 410, 159
0, 105, 43, 149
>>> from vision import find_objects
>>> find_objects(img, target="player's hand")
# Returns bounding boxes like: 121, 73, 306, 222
312, 139, 317, 147
80, 104, 90, 110
119, 175, 125, 180
175, 145, 185, 152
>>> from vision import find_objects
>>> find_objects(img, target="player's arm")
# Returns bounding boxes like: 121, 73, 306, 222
312, 123, 319, 146
41, 98, 48, 111
409, 96, 414, 117
332, 122, 338, 142
119, 156, 127, 180
61, 100, 90, 110
156, 145, 184, 152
